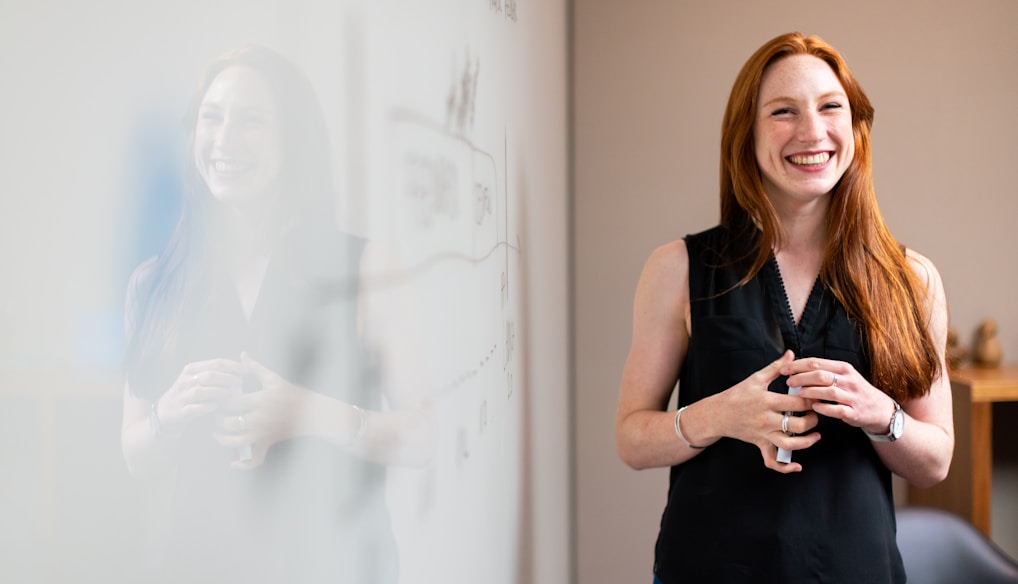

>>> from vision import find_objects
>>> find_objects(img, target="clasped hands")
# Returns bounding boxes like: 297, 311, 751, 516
717, 350, 897, 473
154, 352, 317, 469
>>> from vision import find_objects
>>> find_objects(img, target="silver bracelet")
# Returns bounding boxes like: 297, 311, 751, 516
674, 405, 705, 449
348, 404, 368, 446
150, 400, 162, 438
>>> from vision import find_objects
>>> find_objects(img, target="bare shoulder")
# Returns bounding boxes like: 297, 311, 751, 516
904, 247, 944, 293
642, 239, 689, 285
633, 239, 690, 322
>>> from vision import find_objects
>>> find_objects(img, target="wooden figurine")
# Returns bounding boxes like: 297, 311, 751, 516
946, 327, 969, 371
972, 318, 1003, 369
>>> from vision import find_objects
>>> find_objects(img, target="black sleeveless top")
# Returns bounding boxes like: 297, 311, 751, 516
127, 228, 398, 584
653, 222, 904, 583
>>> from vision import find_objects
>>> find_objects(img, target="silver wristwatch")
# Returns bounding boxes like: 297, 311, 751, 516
864, 400, 904, 442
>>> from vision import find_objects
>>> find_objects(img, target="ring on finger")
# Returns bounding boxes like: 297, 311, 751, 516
781, 412, 790, 434
237, 415, 246, 432
831, 373, 838, 387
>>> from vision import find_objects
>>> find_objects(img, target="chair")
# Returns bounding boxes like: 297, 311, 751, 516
896, 506, 1018, 583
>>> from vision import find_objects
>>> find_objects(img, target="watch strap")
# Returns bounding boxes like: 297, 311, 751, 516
864, 400, 902, 442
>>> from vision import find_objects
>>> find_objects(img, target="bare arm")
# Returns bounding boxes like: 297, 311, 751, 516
616, 241, 820, 472
348, 241, 437, 466
121, 359, 249, 478
873, 250, 954, 486
121, 382, 177, 479
119, 256, 254, 477
615, 241, 695, 469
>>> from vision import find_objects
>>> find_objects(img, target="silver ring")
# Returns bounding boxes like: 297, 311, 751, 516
832, 374, 838, 387
192, 374, 200, 386
781, 413, 790, 434
237, 415, 246, 432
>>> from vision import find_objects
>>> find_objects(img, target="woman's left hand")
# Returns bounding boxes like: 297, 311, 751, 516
780, 357, 897, 435
213, 352, 314, 469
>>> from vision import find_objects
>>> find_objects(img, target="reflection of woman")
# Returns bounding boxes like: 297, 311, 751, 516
121, 46, 431, 583
616, 33, 953, 583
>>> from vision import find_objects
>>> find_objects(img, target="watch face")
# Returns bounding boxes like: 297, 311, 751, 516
891, 409, 904, 437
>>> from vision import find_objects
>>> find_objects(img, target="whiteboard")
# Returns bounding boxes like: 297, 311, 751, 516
0, 1, 569, 583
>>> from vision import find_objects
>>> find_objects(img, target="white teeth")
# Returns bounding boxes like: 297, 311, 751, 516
214, 160, 249, 173
788, 152, 830, 166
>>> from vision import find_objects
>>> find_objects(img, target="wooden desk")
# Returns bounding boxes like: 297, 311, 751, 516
907, 364, 1018, 536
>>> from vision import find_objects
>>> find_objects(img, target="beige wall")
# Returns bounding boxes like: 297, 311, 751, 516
573, 1, 1018, 582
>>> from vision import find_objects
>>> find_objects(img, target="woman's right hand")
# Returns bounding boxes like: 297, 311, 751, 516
713, 350, 822, 472
155, 358, 249, 435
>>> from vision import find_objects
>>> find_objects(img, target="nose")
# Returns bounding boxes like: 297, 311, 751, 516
796, 110, 825, 143
212, 115, 244, 149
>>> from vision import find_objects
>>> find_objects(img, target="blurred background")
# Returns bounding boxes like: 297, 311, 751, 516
3, 1, 1017, 582
574, 1, 1018, 583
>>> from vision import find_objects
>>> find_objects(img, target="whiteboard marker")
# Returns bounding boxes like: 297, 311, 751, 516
776, 386, 802, 464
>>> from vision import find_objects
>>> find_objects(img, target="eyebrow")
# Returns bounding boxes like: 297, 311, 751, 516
197, 102, 273, 117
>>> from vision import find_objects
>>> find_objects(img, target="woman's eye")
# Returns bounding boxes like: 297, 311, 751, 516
771, 108, 793, 116
822, 102, 843, 111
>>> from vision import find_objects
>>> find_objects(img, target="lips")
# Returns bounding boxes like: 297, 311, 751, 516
787, 152, 831, 167
212, 159, 252, 174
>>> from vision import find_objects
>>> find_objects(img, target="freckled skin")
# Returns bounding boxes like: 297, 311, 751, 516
754, 55, 855, 208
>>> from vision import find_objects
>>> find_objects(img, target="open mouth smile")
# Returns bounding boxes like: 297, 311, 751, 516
787, 152, 831, 167
212, 159, 253, 174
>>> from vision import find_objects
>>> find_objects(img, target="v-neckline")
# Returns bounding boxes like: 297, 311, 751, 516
765, 256, 823, 353
232, 255, 271, 323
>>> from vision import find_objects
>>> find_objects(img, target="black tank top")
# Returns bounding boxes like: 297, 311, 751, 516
653, 222, 904, 583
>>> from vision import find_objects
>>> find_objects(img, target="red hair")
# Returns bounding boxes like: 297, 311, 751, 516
719, 32, 938, 402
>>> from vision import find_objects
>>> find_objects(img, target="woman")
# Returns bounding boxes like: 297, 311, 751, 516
121, 46, 433, 583
615, 33, 953, 583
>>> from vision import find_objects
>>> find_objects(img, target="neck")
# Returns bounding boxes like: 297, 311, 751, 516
206, 202, 275, 266
771, 196, 829, 255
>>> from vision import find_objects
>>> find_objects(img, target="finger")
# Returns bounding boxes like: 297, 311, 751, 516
187, 384, 241, 405
781, 357, 838, 378
788, 370, 838, 391
196, 369, 247, 390
180, 367, 245, 403
774, 431, 822, 452
218, 392, 261, 413
760, 445, 802, 473
784, 411, 820, 435
240, 352, 274, 379
217, 412, 254, 433
213, 431, 253, 449
772, 393, 814, 413
769, 460, 803, 473
810, 400, 854, 422
189, 358, 248, 376
797, 382, 841, 399
765, 433, 821, 472
179, 402, 218, 419
757, 350, 796, 386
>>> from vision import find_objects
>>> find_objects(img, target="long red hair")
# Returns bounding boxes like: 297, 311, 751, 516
719, 32, 939, 402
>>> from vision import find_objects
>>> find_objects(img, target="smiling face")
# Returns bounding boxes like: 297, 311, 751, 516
754, 54, 854, 207
193, 65, 282, 207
